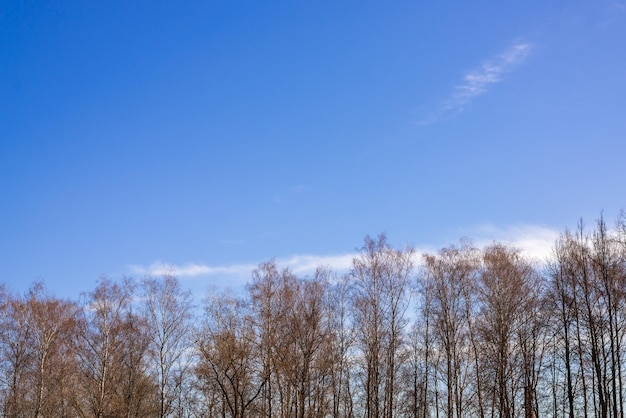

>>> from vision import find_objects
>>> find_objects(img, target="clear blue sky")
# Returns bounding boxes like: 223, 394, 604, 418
2, 1, 625, 298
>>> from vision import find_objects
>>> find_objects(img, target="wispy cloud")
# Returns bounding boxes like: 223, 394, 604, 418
129, 223, 560, 285
289, 185, 307, 193
419, 42, 533, 124
271, 185, 309, 205
128, 253, 358, 281
278, 253, 355, 274
128, 261, 257, 278
611, 1, 626, 12
466, 223, 559, 262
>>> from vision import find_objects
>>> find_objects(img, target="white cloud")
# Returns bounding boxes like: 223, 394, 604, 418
277, 253, 355, 274
129, 223, 559, 284
128, 261, 256, 278
467, 223, 559, 262
419, 42, 533, 124
128, 253, 358, 281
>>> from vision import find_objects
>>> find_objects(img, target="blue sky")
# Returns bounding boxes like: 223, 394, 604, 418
2, 1, 625, 299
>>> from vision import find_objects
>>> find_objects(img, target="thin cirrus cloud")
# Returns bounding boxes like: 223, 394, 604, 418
128, 261, 257, 278
419, 41, 533, 124
128, 223, 561, 284
128, 253, 357, 281
468, 223, 560, 262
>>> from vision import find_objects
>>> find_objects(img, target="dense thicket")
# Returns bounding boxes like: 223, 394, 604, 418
1, 214, 625, 417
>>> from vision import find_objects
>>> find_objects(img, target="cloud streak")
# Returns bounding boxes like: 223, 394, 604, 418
467, 223, 559, 262
128, 261, 257, 278
128, 253, 359, 281
420, 42, 533, 124
128, 223, 560, 286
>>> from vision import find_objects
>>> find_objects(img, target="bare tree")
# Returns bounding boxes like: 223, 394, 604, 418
73, 277, 136, 417
351, 234, 414, 418
117, 304, 158, 418
546, 217, 626, 418
197, 290, 266, 418
248, 260, 285, 418
246, 261, 338, 418
25, 283, 78, 418
0, 286, 34, 416
0, 283, 79, 417
142, 274, 193, 418
547, 231, 582, 418
591, 216, 625, 418
2, 213, 626, 417
328, 274, 356, 418
477, 244, 539, 418
516, 265, 547, 418
286, 269, 334, 418
422, 240, 479, 418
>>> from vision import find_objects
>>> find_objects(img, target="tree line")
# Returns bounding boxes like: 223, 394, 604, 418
1, 213, 625, 418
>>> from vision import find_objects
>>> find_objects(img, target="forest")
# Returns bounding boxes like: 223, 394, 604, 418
1, 213, 625, 418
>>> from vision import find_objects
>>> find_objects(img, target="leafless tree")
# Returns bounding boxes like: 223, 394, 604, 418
286, 268, 334, 418
72, 277, 142, 417
197, 290, 266, 418
2, 213, 626, 417
328, 273, 356, 418
0, 285, 33, 416
142, 274, 193, 418
24, 283, 78, 418
477, 244, 540, 418
422, 240, 479, 418
546, 217, 626, 418
248, 260, 288, 418
117, 304, 158, 418
351, 234, 414, 418
590, 216, 625, 418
